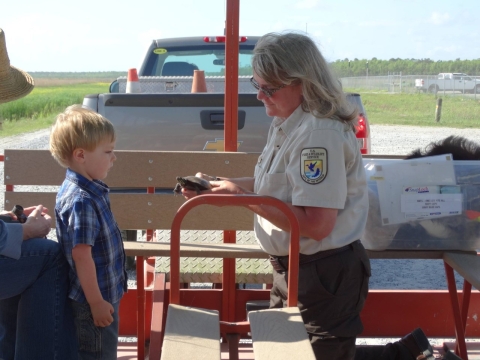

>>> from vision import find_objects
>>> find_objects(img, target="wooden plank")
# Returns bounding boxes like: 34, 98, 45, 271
444, 252, 480, 290
366, 249, 449, 259
124, 241, 267, 258
362, 154, 406, 159
5, 192, 254, 230
4, 149, 257, 187
249, 307, 315, 360
123, 242, 462, 260
3, 150, 65, 186
111, 194, 254, 230
160, 304, 220, 360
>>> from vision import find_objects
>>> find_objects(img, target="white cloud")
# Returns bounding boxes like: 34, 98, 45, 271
428, 12, 451, 25
138, 29, 164, 49
295, 0, 319, 9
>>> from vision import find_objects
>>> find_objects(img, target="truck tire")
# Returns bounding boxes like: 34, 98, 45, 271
476, 84, 480, 94
428, 85, 438, 94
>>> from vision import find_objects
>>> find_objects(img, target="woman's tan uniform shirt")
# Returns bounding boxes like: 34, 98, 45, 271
253, 105, 368, 256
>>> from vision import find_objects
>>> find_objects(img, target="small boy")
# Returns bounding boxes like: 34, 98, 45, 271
50, 105, 127, 359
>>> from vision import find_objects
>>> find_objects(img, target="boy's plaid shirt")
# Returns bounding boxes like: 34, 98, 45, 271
55, 168, 127, 304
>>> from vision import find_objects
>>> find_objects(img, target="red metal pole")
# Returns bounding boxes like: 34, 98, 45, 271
224, 0, 239, 152
223, 0, 240, 328
444, 261, 468, 359
136, 256, 145, 360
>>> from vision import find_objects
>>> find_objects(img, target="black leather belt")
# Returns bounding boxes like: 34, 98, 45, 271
269, 240, 358, 273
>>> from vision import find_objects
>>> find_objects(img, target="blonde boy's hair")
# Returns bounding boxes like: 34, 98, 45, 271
49, 105, 116, 168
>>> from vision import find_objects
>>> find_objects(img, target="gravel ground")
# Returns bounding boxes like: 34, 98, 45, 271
3, 125, 480, 347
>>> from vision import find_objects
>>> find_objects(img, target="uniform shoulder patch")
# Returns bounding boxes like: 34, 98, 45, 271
300, 148, 327, 184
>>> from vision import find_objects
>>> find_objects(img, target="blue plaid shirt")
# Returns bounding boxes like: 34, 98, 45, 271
55, 168, 127, 304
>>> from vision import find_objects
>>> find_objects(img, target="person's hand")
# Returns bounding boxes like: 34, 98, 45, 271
89, 299, 114, 327
21, 205, 52, 240
194, 172, 217, 181
181, 179, 246, 199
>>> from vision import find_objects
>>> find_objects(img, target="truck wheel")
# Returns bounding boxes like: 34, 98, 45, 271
428, 85, 438, 94
476, 84, 480, 94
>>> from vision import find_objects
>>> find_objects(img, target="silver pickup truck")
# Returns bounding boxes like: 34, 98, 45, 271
83, 36, 370, 154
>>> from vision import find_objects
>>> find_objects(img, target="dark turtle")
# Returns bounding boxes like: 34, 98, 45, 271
173, 176, 212, 195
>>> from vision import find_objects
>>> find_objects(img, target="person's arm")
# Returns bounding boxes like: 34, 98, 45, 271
72, 244, 114, 327
195, 172, 255, 192
183, 177, 337, 240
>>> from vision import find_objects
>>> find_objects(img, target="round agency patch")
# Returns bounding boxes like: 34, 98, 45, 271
300, 148, 327, 184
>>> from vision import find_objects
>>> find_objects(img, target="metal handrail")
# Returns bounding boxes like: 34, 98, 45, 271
169, 194, 301, 307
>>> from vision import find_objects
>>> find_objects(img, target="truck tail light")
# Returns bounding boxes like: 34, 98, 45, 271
203, 36, 248, 43
355, 114, 369, 154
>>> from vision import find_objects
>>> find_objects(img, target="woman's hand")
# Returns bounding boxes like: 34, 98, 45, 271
180, 179, 249, 199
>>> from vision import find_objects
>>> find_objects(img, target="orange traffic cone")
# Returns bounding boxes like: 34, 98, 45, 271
126, 68, 141, 93
191, 70, 207, 93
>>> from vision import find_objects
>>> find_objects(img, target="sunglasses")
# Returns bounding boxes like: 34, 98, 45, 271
250, 77, 286, 97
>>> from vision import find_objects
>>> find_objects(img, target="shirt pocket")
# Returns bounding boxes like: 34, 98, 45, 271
258, 172, 289, 201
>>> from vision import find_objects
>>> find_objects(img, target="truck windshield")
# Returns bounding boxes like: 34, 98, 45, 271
142, 45, 255, 77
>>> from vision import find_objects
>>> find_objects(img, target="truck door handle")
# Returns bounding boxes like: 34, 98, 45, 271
200, 110, 246, 130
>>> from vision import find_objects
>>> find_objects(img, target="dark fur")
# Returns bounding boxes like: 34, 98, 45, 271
405, 135, 480, 161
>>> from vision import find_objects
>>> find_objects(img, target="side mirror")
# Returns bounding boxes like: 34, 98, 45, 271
109, 80, 119, 93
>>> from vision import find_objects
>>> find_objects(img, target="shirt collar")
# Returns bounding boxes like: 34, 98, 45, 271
66, 168, 109, 197
274, 105, 306, 137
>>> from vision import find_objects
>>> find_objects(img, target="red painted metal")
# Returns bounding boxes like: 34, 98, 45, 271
119, 289, 153, 336
224, 0, 239, 152
120, 289, 480, 338
444, 262, 468, 359
223, 230, 237, 323
169, 194, 300, 306
458, 279, 472, 355
136, 257, 146, 360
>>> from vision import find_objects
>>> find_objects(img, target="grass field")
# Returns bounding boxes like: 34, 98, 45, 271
358, 92, 480, 128
0, 78, 479, 138
0, 83, 109, 137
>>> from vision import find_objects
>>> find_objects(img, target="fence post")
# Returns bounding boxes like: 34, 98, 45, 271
435, 98, 443, 123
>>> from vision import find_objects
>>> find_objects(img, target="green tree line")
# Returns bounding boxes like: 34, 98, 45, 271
30, 71, 126, 78
330, 58, 480, 77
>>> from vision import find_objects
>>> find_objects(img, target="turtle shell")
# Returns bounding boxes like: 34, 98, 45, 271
173, 176, 212, 194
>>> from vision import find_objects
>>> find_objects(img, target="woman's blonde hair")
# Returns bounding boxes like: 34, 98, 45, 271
49, 105, 116, 168
252, 32, 357, 127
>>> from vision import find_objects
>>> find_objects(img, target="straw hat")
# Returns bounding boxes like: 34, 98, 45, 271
0, 28, 34, 104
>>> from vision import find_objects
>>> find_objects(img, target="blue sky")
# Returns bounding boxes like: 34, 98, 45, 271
1, 0, 478, 72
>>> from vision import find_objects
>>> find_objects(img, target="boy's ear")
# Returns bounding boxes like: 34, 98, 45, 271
72, 148, 85, 163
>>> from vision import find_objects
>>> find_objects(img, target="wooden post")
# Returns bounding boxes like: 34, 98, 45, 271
435, 98, 443, 122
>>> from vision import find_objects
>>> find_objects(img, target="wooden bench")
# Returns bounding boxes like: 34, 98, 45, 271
3, 148, 261, 360
4, 149, 480, 360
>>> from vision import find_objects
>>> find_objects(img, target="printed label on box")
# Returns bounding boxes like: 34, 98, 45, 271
401, 193, 463, 220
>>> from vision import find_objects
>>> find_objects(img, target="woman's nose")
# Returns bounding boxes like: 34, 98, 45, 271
256, 88, 266, 100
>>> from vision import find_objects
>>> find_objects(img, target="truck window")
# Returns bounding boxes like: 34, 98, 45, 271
143, 45, 254, 77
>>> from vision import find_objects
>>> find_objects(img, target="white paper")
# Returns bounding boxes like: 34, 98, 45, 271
401, 193, 463, 220
375, 155, 457, 225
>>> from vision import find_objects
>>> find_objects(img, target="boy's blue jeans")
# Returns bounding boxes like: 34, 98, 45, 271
70, 300, 120, 360
0, 238, 77, 360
